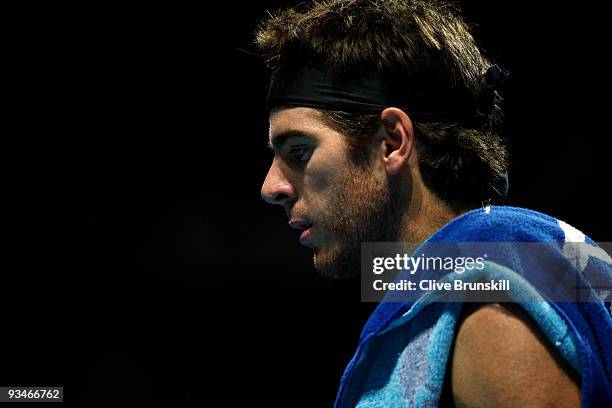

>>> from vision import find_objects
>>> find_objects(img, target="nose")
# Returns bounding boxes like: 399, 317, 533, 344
261, 159, 297, 207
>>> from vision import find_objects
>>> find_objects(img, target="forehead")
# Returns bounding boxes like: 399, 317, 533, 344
269, 107, 344, 144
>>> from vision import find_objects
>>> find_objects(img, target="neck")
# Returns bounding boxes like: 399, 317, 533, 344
397, 172, 460, 247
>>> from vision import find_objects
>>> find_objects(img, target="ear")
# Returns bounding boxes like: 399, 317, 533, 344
379, 108, 415, 176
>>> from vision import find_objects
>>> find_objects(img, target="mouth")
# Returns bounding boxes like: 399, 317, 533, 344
288, 220, 314, 247
299, 226, 313, 246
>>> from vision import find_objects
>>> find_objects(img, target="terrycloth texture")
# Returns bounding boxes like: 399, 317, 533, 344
341, 262, 582, 408
334, 206, 612, 407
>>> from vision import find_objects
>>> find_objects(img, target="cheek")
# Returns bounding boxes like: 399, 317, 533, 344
300, 171, 330, 216
306, 168, 331, 194
303, 158, 352, 203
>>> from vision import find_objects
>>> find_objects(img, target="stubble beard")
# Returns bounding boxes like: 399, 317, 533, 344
313, 163, 403, 280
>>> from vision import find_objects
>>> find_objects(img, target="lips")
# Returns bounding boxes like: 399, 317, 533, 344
288, 219, 314, 247
298, 227, 313, 246
288, 220, 311, 230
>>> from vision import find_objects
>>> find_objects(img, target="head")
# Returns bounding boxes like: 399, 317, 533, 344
257, 0, 509, 279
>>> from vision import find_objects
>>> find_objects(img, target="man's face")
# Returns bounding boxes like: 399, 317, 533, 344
261, 107, 401, 279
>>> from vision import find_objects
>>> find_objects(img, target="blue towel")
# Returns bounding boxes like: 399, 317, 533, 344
334, 206, 612, 407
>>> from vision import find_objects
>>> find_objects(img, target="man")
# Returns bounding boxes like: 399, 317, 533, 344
256, 1, 611, 406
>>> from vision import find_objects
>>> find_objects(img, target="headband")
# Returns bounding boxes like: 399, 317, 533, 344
267, 62, 508, 128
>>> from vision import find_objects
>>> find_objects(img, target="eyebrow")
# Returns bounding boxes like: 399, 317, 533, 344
267, 130, 315, 152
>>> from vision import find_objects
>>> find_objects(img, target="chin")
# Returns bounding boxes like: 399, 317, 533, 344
313, 246, 360, 280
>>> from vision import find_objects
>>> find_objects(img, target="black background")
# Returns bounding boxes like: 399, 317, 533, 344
3, 1, 610, 406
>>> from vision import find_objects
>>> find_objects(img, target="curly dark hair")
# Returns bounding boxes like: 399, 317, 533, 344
254, 0, 509, 211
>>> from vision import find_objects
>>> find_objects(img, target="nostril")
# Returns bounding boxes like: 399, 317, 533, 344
274, 192, 291, 203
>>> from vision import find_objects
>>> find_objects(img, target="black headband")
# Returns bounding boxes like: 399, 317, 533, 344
267, 62, 508, 127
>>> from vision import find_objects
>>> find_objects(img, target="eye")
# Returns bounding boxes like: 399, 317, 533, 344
288, 146, 313, 162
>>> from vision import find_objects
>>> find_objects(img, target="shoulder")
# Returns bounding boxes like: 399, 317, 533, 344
431, 205, 570, 243
451, 303, 581, 407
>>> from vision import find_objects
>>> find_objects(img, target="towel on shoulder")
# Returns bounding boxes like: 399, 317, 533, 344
334, 206, 612, 407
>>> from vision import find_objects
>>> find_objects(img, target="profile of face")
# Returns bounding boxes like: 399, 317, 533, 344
261, 107, 403, 279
